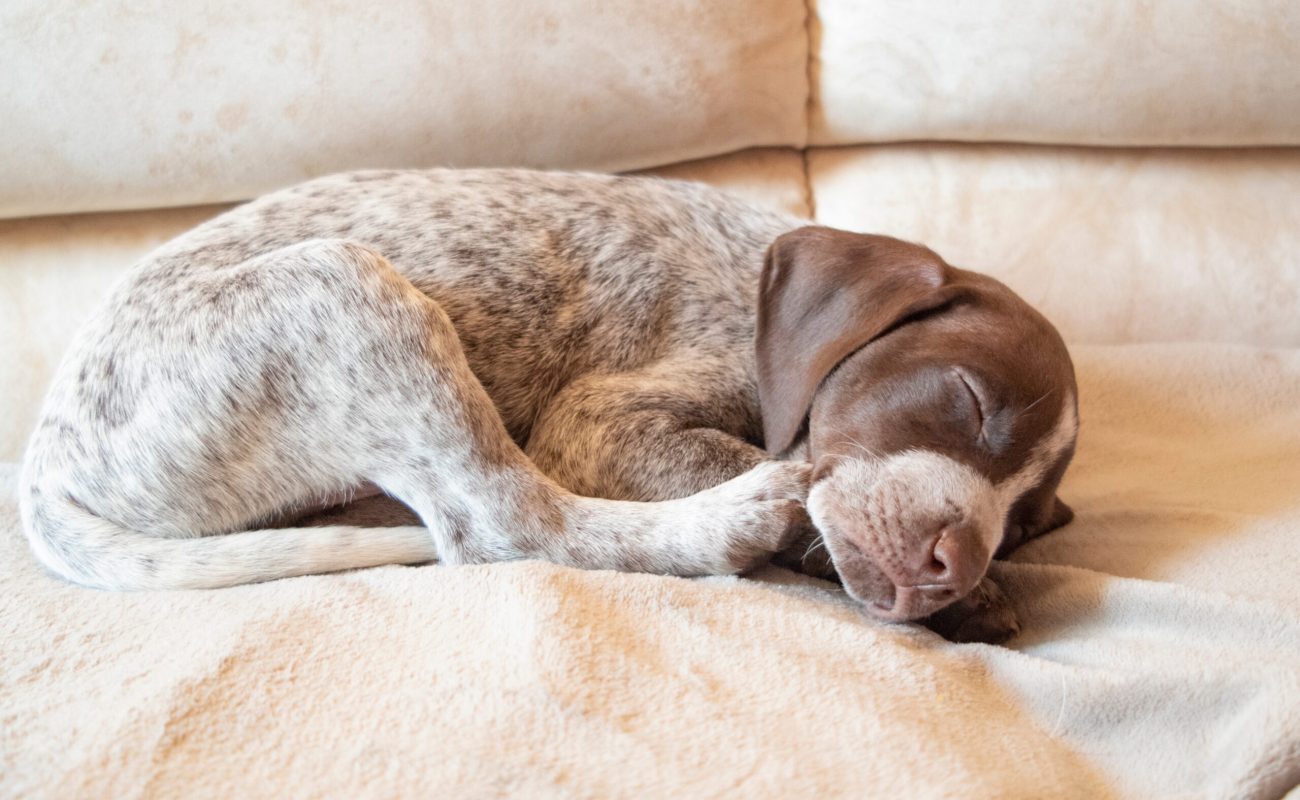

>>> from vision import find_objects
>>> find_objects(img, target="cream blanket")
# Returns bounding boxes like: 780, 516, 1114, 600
2, 343, 1298, 798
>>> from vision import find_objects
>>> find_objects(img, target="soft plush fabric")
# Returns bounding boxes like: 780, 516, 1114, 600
3, 344, 1298, 798
808, 144, 1300, 347
812, 0, 1300, 147
0, 0, 809, 219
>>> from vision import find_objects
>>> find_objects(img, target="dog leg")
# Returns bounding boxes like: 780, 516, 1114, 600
526, 365, 769, 501
526, 364, 835, 577
527, 364, 829, 576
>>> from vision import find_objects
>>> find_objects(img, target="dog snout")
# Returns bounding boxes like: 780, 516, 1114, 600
828, 520, 992, 622
807, 451, 1000, 621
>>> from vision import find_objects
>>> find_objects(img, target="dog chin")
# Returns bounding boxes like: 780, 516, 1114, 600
819, 527, 969, 621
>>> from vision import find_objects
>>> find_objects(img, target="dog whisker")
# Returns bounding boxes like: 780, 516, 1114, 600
822, 425, 884, 462
1021, 389, 1054, 415
803, 533, 827, 562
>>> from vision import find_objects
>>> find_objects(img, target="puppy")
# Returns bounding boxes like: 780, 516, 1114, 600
21, 170, 1077, 640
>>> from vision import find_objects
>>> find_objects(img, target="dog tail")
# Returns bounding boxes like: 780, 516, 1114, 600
20, 486, 438, 591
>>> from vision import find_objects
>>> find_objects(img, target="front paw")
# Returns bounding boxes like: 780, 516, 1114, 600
923, 577, 1020, 644
703, 460, 812, 573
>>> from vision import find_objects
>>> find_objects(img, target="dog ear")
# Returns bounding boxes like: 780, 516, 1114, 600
756, 226, 957, 454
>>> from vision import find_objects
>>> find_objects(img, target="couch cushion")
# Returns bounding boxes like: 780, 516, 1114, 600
0, 0, 808, 219
812, 0, 1300, 147
808, 144, 1300, 347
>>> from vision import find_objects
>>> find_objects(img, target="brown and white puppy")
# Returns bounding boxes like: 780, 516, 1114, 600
20, 169, 1077, 642
759, 228, 1077, 636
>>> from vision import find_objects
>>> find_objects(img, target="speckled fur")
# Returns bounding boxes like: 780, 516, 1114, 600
21, 169, 814, 590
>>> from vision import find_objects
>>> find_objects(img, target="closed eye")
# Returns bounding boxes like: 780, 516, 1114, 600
954, 368, 987, 442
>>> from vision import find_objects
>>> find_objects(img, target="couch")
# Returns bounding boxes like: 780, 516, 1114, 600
2, 1, 1299, 796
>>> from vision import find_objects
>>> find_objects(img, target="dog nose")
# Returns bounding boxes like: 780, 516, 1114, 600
862, 522, 992, 621
912, 522, 986, 590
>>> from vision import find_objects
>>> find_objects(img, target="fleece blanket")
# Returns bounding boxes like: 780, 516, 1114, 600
2, 342, 1299, 799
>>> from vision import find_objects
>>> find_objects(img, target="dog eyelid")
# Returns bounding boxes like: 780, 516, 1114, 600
953, 368, 988, 440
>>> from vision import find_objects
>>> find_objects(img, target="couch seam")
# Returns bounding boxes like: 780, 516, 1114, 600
799, 0, 817, 220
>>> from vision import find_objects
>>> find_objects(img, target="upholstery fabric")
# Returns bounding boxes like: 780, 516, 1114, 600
0, 0, 808, 219
812, 0, 1300, 147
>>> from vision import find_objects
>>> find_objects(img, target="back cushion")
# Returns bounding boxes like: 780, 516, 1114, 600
0, 0, 808, 219
813, 0, 1300, 147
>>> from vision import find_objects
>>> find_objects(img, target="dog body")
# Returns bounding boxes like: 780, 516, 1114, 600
21, 169, 1078, 633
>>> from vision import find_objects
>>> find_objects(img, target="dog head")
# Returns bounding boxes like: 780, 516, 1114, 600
757, 226, 1077, 621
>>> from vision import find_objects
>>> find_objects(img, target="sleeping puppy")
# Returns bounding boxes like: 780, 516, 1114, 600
20, 170, 1077, 642
760, 228, 1076, 641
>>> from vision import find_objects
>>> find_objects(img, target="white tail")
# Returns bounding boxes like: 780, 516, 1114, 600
23, 492, 438, 590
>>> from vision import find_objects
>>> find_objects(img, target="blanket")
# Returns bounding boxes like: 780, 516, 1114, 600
3, 343, 1299, 799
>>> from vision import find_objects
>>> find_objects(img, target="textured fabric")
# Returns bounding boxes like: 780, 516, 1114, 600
808, 144, 1300, 347
812, 0, 1300, 146
5, 1, 1300, 794
0, 0, 808, 219
3, 344, 1299, 798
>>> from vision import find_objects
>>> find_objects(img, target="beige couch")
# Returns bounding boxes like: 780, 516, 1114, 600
3, 2, 1299, 797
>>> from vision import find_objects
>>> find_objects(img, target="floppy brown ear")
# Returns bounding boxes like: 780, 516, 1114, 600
756, 226, 956, 453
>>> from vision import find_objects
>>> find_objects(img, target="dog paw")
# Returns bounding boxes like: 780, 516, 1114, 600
922, 576, 1021, 644
699, 460, 812, 574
